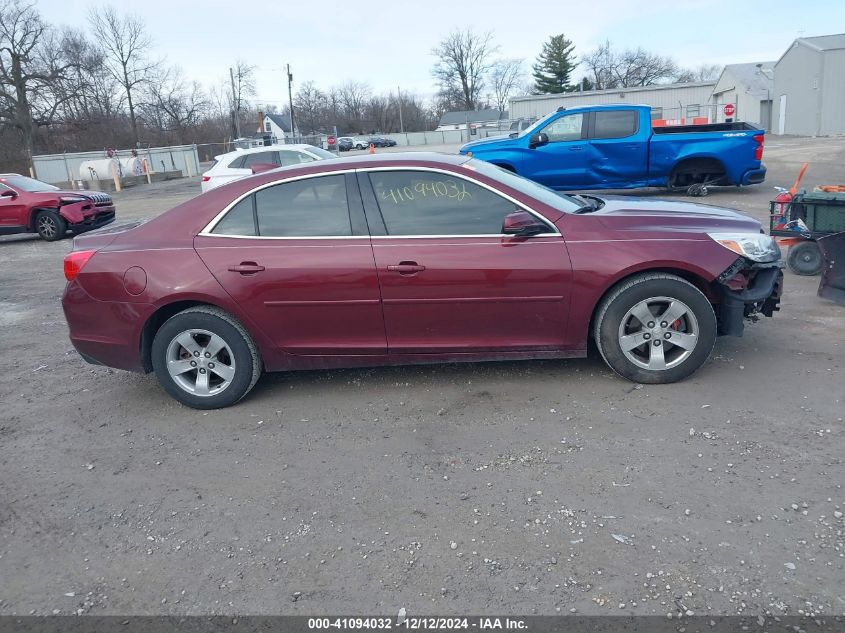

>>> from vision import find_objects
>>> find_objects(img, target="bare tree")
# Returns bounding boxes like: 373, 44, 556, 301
674, 63, 721, 83
228, 58, 254, 136
0, 0, 72, 158
432, 29, 498, 111
142, 66, 208, 143
337, 80, 371, 128
293, 80, 325, 134
490, 58, 523, 112
582, 40, 677, 89
89, 5, 157, 145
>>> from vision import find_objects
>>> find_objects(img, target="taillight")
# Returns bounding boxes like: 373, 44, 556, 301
64, 250, 96, 281
753, 134, 764, 161
201, 176, 211, 182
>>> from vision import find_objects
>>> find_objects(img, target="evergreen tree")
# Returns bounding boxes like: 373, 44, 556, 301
532, 34, 577, 94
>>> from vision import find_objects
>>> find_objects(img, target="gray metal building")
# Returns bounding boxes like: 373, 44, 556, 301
509, 81, 716, 123
711, 62, 774, 130
772, 34, 845, 136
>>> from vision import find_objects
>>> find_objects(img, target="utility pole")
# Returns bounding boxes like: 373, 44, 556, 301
287, 64, 296, 142
229, 67, 241, 139
397, 85, 404, 133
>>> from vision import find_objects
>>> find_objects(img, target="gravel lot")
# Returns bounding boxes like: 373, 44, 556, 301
0, 136, 843, 617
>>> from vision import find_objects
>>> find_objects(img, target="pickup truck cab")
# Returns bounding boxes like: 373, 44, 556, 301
459, 104, 766, 194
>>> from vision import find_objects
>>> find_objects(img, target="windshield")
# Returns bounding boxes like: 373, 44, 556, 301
515, 110, 559, 138
0, 175, 58, 192
306, 147, 337, 159
464, 158, 583, 213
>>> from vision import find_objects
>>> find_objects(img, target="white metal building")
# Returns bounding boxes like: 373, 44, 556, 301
509, 81, 716, 124
711, 62, 774, 130
772, 34, 845, 136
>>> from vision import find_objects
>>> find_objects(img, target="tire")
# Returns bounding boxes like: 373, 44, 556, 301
786, 241, 822, 276
35, 209, 67, 241
151, 306, 262, 409
593, 273, 717, 384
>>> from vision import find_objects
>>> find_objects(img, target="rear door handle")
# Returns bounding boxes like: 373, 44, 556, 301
228, 262, 265, 274
387, 262, 425, 275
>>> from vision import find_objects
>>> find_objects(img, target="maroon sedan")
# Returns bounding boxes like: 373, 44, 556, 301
1, 174, 115, 241
61, 153, 782, 408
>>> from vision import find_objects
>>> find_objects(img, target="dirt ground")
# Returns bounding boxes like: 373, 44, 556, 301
0, 136, 843, 617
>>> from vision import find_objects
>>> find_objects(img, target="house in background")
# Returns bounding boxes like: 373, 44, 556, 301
711, 62, 774, 129
435, 109, 509, 131
262, 113, 293, 142
772, 33, 845, 136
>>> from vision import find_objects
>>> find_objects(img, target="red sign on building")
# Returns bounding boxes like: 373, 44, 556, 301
723, 103, 736, 117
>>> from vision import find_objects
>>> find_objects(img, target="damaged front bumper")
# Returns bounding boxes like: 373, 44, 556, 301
715, 258, 783, 336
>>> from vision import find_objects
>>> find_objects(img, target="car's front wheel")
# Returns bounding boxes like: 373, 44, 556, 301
151, 306, 262, 409
593, 273, 717, 384
35, 209, 67, 241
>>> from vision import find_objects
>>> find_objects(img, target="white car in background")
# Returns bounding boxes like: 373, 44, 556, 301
200, 144, 335, 192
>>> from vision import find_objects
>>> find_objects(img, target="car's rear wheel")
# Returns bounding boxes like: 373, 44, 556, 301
593, 273, 717, 384
151, 306, 262, 409
35, 209, 67, 241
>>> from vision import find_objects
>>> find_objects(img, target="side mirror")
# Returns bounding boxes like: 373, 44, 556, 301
0, 189, 17, 198
502, 211, 547, 237
250, 163, 278, 174
529, 132, 549, 148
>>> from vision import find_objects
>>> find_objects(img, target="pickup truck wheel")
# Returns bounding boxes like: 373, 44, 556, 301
35, 209, 67, 241
786, 241, 822, 276
594, 273, 717, 384
151, 306, 262, 409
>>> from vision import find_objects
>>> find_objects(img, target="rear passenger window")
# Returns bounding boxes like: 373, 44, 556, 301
242, 151, 279, 168
255, 175, 351, 237
211, 197, 256, 236
592, 111, 638, 139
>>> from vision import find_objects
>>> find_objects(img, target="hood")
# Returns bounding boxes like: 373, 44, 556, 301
590, 195, 761, 233
459, 135, 517, 154
48, 190, 113, 203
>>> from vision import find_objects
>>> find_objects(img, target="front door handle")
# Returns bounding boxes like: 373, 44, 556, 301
228, 261, 265, 274
387, 261, 425, 275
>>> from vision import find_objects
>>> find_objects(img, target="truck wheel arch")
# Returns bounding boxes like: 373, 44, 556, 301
669, 157, 727, 189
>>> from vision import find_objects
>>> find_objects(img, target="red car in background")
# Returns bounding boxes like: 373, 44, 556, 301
61, 153, 783, 409
0, 174, 115, 241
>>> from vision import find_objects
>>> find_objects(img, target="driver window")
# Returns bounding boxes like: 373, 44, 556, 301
540, 113, 584, 142
368, 170, 518, 236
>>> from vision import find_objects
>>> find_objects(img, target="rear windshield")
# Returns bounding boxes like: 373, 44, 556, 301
306, 147, 337, 159
0, 175, 58, 192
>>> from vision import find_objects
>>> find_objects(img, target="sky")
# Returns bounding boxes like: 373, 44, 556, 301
33, 0, 845, 108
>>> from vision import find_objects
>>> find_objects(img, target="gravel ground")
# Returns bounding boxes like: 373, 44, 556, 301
0, 136, 843, 617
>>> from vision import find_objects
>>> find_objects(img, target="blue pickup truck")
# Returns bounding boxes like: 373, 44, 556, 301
459, 104, 766, 195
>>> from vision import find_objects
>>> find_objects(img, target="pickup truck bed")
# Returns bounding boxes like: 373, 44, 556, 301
459, 104, 766, 194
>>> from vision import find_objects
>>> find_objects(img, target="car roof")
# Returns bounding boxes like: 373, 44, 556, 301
261, 152, 470, 173
0, 173, 24, 177
214, 144, 324, 162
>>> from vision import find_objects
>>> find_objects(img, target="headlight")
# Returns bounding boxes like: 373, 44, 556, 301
60, 196, 86, 204
707, 232, 780, 262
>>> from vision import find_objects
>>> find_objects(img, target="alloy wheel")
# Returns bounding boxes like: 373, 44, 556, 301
38, 215, 57, 239
165, 329, 236, 396
617, 296, 699, 370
